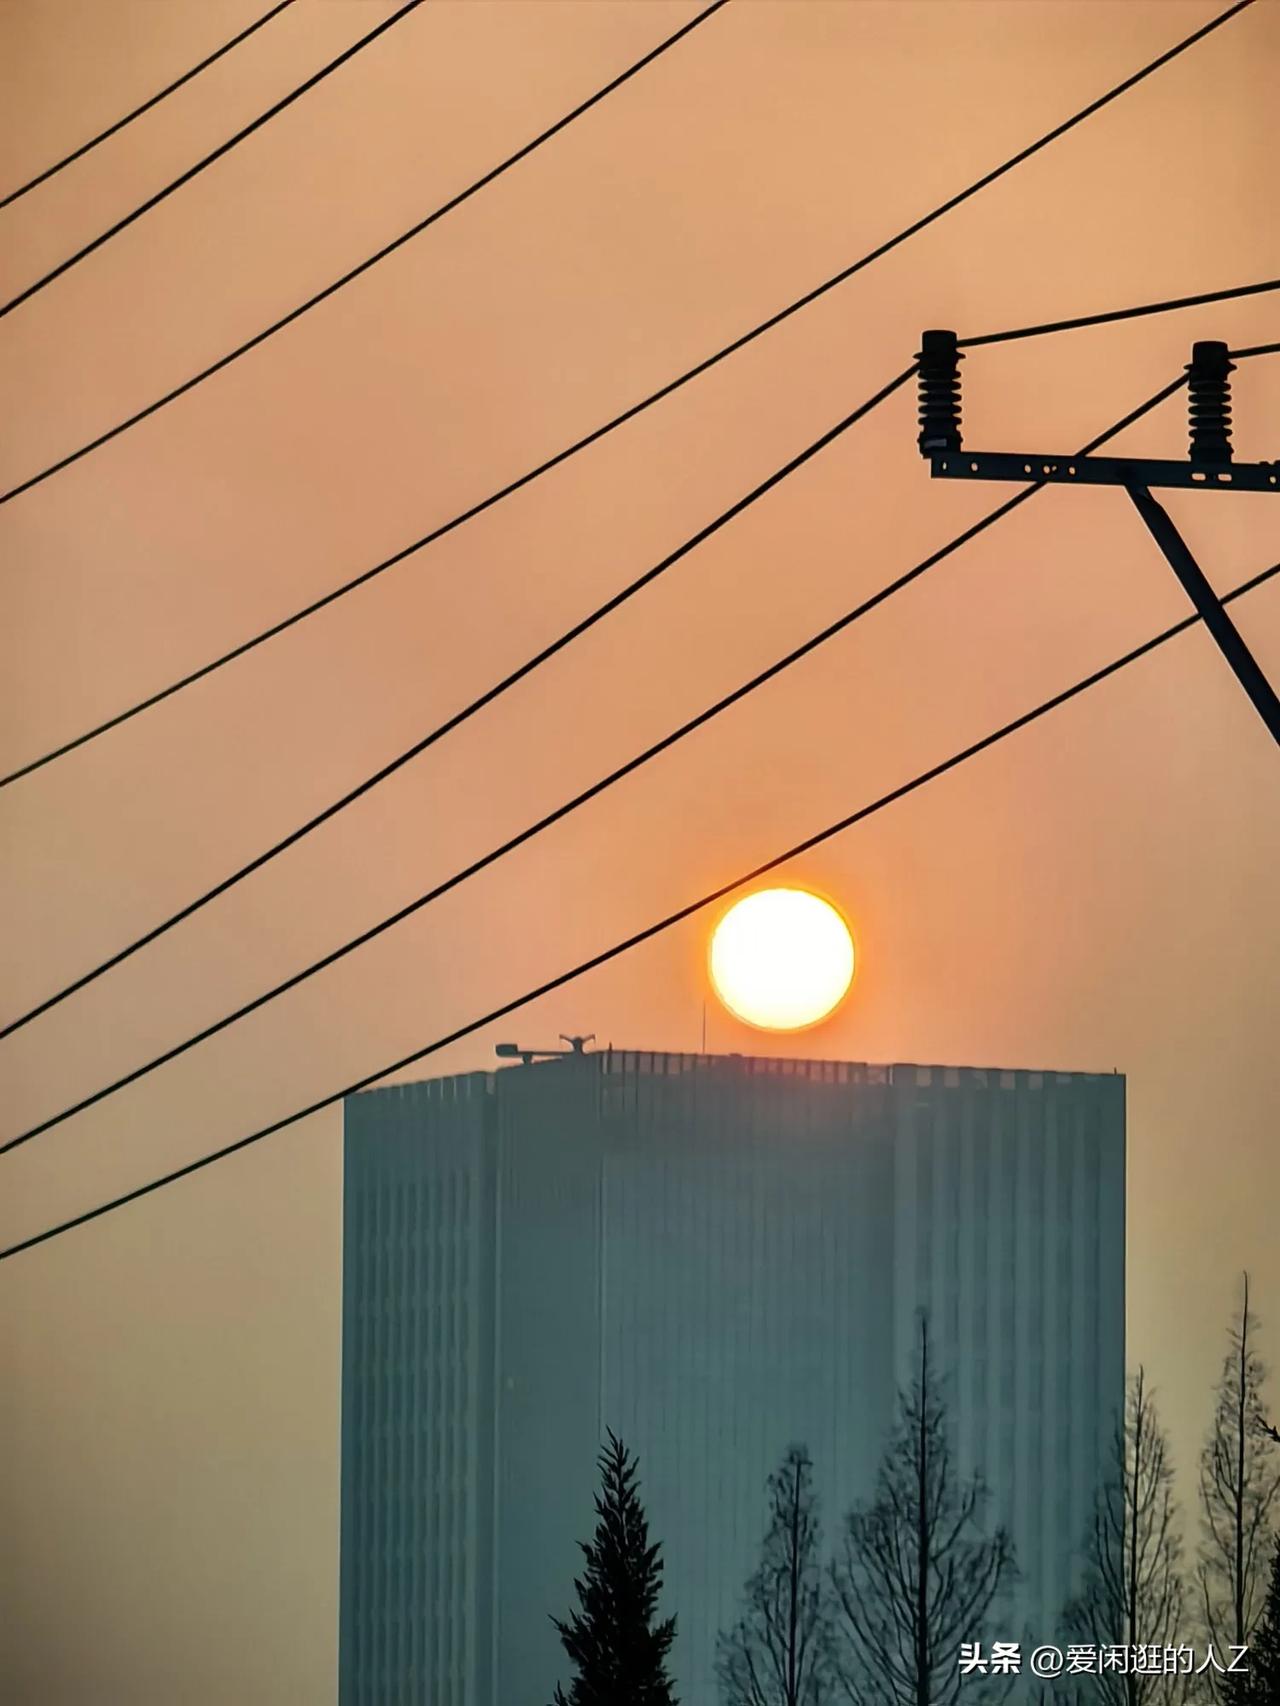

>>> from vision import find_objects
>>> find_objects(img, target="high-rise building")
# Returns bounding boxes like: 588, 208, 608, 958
339, 1049, 1125, 1705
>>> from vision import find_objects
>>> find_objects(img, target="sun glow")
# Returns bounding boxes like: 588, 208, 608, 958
708, 887, 855, 1032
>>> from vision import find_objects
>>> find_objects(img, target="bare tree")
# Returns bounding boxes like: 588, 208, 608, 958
1197, 1274, 1280, 1698
1061, 1369, 1185, 1706
1225, 1529, 1280, 1705
829, 1315, 1014, 1706
717, 1444, 837, 1706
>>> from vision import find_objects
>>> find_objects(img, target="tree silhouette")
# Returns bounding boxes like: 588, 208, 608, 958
717, 1443, 837, 1706
549, 1430, 678, 1706
1198, 1275, 1280, 1701
1061, 1369, 1185, 1706
1225, 1530, 1280, 1705
828, 1315, 1014, 1706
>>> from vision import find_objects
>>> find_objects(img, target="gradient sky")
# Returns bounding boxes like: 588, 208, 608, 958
2, 2, 1277, 1700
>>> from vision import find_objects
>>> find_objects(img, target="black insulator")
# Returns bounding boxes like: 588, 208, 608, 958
917, 328, 963, 455
1186, 339, 1235, 465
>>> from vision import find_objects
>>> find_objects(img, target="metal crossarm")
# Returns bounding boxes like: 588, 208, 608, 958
915, 330, 1280, 749
927, 450, 1279, 492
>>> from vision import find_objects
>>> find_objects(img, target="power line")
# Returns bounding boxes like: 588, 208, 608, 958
0, 368, 913, 1039
0, 1, 1254, 508
4, 555, 1274, 1262
0, 0, 730, 500
0, 1, 298, 211
956, 278, 1280, 349
0, 365, 1196, 1149
0, 0, 426, 319
0, 7, 1261, 795
3, 341, 1272, 1041
3, 277, 1272, 794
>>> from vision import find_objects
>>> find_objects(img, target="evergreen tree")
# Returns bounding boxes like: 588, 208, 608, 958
1225, 1532, 1280, 1706
717, 1443, 837, 1706
550, 1430, 678, 1706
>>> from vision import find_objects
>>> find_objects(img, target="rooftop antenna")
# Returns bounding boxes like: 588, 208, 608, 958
915, 331, 1280, 749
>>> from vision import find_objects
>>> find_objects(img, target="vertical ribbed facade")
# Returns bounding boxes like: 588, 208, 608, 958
339, 1074, 495, 1706
339, 1051, 1125, 1706
492, 1054, 895, 1705
888, 1064, 1125, 1645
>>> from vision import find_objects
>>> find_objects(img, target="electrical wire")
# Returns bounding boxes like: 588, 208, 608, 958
0, 368, 914, 1039
0, 365, 1195, 1149
4, 333, 1273, 1041
0, 0, 1256, 504
0, 0, 1261, 789
4, 554, 1274, 1261
0, 1, 298, 211
0, 0, 426, 318
3, 278, 1274, 794
956, 278, 1280, 349
0, 0, 730, 500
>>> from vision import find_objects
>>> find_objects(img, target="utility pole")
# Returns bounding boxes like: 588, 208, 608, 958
914, 331, 1280, 748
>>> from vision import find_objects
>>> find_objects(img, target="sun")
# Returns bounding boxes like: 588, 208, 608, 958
708, 887, 856, 1032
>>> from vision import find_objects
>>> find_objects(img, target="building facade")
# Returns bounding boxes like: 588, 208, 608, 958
339, 1050, 1125, 1705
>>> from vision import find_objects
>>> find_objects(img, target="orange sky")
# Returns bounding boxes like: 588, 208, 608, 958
2, 2, 1278, 1700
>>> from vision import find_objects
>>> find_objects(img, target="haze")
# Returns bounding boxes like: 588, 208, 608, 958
1, 3, 1277, 1700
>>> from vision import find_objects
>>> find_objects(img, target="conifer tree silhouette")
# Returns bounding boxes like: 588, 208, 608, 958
550, 1430, 678, 1705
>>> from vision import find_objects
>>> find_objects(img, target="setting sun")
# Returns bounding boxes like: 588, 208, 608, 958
708, 887, 856, 1032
